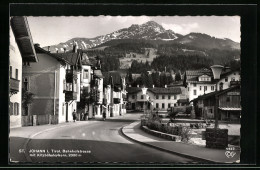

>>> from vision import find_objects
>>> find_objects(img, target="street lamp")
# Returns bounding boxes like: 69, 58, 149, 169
141, 87, 148, 116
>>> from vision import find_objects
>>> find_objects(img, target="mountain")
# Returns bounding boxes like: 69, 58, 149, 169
43, 21, 182, 52
43, 20, 240, 54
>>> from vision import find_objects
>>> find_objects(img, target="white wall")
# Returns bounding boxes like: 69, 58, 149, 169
217, 71, 240, 90
9, 28, 22, 128
188, 83, 215, 101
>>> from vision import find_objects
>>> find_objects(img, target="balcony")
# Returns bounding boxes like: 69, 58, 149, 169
10, 78, 20, 93
65, 91, 77, 102
230, 81, 240, 86
114, 98, 120, 104
66, 69, 77, 83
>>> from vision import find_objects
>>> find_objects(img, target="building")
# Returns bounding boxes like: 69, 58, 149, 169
88, 56, 104, 119
22, 43, 81, 125
9, 16, 38, 128
127, 87, 183, 112
185, 67, 240, 102
192, 85, 241, 122
103, 71, 127, 117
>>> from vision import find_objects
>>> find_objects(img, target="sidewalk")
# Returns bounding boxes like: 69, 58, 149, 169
121, 121, 240, 164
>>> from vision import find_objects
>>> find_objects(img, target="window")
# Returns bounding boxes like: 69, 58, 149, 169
168, 103, 171, 108
132, 95, 135, 99
14, 103, 19, 115
73, 80, 77, 92
9, 102, 13, 115
174, 103, 177, 107
194, 90, 197, 95
211, 86, 214, 91
23, 77, 29, 91
156, 95, 159, 99
200, 86, 202, 91
141, 95, 144, 99
15, 69, 18, 79
10, 66, 12, 78
156, 103, 159, 108
162, 103, 165, 109
174, 95, 177, 100
225, 77, 228, 82
231, 77, 235, 81
219, 82, 223, 90
83, 69, 89, 79
194, 83, 197, 87
23, 62, 30, 66
162, 95, 165, 99
168, 95, 171, 100
204, 86, 207, 91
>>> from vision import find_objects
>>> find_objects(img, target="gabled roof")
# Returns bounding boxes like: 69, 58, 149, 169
34, 45, 67, 65
10, 16, 38, 62
53, 51, 82, 66
94, 70, 104, 78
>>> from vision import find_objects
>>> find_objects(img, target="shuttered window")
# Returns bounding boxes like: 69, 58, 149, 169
10, 102, 13, 115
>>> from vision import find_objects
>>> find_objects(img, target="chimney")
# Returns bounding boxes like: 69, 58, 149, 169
152, 84, 154, 88
210, 65, 224, 80
73, 41, 78, 53
47, 46, 50, 52
165, 84, 167, 88
137, 84, 139, 88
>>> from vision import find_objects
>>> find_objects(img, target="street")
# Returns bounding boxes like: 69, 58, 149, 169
10, 113, 199, 164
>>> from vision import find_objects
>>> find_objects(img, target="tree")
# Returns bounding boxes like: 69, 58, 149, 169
175, 72, 181, 82
159, 72, 167, 87
22, 88, 34, 116
183, 72, 187, 88
151, 72, 160, 87
166, 74, 174, 85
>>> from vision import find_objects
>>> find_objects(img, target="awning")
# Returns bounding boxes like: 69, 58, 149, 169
219, 107, 241, 111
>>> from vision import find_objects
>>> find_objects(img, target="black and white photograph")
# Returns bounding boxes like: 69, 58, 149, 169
7, 4, 257, 166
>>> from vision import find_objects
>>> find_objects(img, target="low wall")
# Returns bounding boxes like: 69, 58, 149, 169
205, 128, 228, 149
22, 115, 59, 126
141, 125, 181, 142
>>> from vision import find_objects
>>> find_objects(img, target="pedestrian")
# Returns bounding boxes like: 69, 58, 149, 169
81, 112, 84, 121
102, 110, 106, 121
72, 109, 77, 122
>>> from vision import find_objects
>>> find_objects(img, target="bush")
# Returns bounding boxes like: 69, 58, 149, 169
180, 126, 191, 142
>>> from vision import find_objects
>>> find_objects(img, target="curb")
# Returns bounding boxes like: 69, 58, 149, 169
121, 121, 225, 164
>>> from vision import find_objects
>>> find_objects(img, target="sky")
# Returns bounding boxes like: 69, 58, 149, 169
27, 16, 240, 47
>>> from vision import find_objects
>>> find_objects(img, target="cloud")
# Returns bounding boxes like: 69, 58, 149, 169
100, 15, 151, 25
162, 22, 199, 35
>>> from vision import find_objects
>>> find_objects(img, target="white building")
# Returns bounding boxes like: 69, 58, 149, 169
9, 16, 38, 128
127, 87, 183, 112
185, 67, 240, 102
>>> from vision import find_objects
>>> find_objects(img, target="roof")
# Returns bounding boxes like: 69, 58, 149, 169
126, 87, 142, 94
94, 70, 104, 78
10, 16, 38, 62
81, 53, 91, 65
148, 87, 182, 95
53, 51, 80, 66
34, 45, 68, 65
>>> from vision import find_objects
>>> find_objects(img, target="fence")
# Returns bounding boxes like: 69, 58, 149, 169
22, 114, 59, 126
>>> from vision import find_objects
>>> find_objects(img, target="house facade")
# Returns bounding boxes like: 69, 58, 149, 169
185, 67, 241, 102
103, 71, 127, 117
192, 85, 241, 122
22, 45, 81, 125
9, 16, 38, 128
127, 87, 183, 112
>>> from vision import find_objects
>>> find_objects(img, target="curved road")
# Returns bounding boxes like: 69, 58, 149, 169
10, 114, 198, 164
